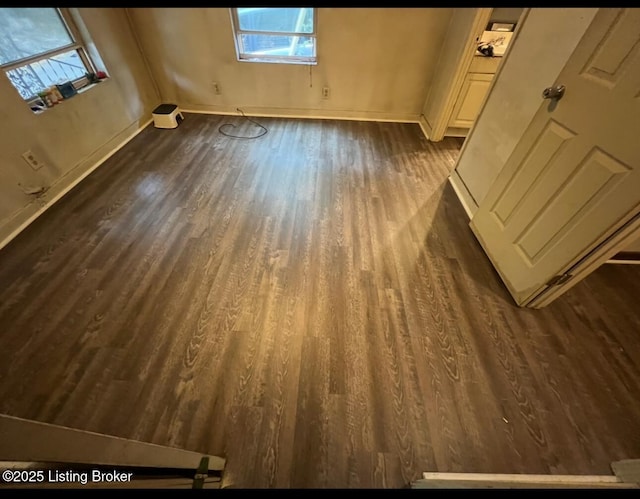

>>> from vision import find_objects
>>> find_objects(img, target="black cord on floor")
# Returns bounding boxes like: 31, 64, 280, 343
218, 108, 268, 139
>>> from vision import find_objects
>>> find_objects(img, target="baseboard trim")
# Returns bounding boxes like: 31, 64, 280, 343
606, 251, 640, 265
181, 107, 420, 124
448, 171, 478, 220
444, 126, 469, 138
0, 118, 152, 252
418, 115, 431, 141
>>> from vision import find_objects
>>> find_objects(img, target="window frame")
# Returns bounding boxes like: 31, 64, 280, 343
0, 8, 98, 102
229, 7, 317, 65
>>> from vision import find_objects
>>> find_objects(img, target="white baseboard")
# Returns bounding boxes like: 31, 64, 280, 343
180, 106, 420, 124
448, 171, 478, 220
418, 115, 431, 140
444, 126, 469, 138
0, 118, 152, 252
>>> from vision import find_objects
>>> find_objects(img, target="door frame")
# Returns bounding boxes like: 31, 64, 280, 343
423, 8, 494, 141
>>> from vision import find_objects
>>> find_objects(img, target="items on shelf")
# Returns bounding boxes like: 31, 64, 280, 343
84, 71, 108, 86
37, 85, 64, 108
31, 71, 107, 113
476, 30, 514, 57
85, 72, 100, 84
57, 81, 77, 99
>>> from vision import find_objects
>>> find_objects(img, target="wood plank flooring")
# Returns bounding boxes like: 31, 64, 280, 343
0, 114, 639, 488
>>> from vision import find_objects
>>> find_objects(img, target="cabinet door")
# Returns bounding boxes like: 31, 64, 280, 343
468, 55, 501, 74
449, 73, 493, 128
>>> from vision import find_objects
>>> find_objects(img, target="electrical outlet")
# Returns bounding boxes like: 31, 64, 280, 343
212, 81, 221, 95
22, 150, 45, 170
322, 86, 330, 99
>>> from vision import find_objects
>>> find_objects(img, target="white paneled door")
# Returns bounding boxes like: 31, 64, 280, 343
471, 8, 640, 306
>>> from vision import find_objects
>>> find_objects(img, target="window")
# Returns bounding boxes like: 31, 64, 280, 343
230, 8, 316, 64
0, 8, 98, 101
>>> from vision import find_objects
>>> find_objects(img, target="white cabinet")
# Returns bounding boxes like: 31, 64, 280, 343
468, 55, 501, 74
448, 72, 494, 128
448, 53, 502, 129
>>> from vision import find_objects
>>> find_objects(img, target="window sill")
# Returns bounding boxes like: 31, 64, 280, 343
30, 79, 107, 115
77, 81, 103, 94
237, 57, 317, 66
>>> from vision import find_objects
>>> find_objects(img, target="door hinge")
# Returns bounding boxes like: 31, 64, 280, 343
546, 273, 572, 286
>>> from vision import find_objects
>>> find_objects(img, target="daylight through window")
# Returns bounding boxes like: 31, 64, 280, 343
230, 8, 316, 64
0, 8, 97, 101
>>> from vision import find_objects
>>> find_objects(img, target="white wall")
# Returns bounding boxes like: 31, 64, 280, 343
452, 8, 598, 211
0, 8, 160, 248
421, 8, 478, 132
127, 8, 453, 121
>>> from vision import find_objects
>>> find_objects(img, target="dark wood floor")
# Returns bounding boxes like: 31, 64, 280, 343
0, 114, 639, 488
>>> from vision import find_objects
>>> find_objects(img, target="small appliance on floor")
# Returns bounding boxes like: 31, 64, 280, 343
152, 103, 184, 129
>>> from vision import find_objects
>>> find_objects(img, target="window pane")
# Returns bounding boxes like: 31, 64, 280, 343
237, 8, 313, 34
5, 49, 87, 99
240, 34, 315, 58
0, 8, 73, 65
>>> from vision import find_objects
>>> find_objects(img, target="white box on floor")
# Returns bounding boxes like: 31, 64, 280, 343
152, 103, 184, 129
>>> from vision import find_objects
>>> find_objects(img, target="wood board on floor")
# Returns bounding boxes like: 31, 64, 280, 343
412, 471, 638, 489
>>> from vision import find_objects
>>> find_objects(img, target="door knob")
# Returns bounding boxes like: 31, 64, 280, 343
542, 85, 565, 101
